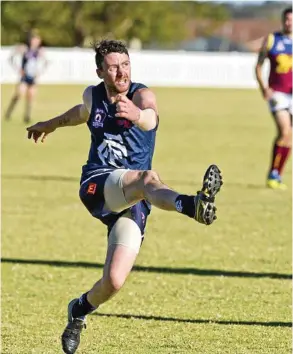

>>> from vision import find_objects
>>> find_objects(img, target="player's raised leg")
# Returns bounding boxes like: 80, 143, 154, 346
107, 164, 223, 225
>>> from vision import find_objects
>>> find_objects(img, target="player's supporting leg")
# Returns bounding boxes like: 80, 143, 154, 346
61, 212, 141, 354
267, 109, 292, 189
5, 83, 27, 120
24, 84, 36, 123
114, 164, 223, 225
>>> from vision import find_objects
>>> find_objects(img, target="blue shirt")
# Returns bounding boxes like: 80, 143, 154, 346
82, 82, 157, 177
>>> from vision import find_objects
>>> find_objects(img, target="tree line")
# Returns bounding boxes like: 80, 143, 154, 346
1, 1, 228, 48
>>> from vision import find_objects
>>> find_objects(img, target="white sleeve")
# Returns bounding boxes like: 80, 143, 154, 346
83, 85, 94, 113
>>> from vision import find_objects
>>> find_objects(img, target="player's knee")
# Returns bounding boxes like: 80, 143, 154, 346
141, 170, 160, 186
104, 271, 125, 293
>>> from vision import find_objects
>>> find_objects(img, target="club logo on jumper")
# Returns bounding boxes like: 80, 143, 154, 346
276, 41, 285, 52
87, 183, 97, 195
93, 108, 107, 128
97, 133, 127, 168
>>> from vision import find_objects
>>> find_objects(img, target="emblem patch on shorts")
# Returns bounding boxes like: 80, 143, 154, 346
87, 183, 97, 195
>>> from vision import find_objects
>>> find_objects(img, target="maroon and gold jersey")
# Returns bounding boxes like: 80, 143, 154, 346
267, 32, 292, 94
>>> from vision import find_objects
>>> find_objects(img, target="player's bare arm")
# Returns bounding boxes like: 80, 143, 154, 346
26, 86, 92, 143
255, 35, 274, 100
9, 44, 27, 74
115, 88, 158, 131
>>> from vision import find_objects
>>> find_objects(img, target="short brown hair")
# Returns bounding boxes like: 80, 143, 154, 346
93, 40, 129, 69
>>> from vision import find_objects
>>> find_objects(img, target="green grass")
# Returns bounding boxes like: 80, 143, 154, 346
1, 84, 292, 354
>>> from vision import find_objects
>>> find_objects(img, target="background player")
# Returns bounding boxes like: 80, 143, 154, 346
26, 40, 223, 354
255, 7, 292, 189
5, 30, 48, 123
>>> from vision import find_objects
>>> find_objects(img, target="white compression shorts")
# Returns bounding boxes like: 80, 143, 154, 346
104, 169, 136, 213
108, 210, 142, 253
104, 169, 144, 253
269, 91, 292, 114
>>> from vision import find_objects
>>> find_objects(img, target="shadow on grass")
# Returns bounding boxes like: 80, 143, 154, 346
94, 312, 292, 328
1, 258, 291, 280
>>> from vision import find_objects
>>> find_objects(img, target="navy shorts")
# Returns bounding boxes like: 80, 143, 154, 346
79, 168, 150, 236
21, 75, 35, 86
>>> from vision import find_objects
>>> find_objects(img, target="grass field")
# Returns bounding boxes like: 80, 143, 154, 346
1, 84, 292, 354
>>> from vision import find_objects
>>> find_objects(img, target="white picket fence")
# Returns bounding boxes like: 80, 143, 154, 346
1, 47, 269, 88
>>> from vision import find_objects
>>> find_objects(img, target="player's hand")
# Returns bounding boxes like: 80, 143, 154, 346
27, 121, 56, 143
262, 87, 274, 101
115, 94, 140, 122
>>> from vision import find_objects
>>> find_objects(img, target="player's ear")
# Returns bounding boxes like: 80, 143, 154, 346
96, 68, 103, 79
